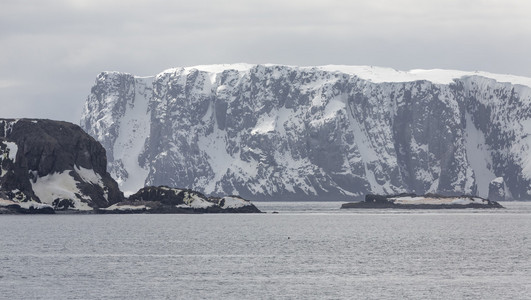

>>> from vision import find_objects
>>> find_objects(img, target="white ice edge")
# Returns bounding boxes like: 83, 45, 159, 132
148, 64, 531, 88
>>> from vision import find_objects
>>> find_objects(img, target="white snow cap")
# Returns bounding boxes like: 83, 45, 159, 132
158, 64, 531, 88
317, 65, 531, 87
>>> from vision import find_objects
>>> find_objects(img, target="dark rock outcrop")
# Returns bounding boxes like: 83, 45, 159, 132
0, 202, 55, 214
1, 119, 261, 214
0, 119, 124, 210
341, 193, 504, 209
99, 185, 262, 213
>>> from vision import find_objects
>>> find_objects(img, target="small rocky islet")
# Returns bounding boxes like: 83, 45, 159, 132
98, 186, 261, 214
341, 193, 504, 209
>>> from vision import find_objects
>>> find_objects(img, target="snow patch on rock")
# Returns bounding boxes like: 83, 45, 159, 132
30, 171, 93, 210
2, 141, 18, 162
176, 191, 215, 209
389, 196, 487, 205
220, 196, 251, 209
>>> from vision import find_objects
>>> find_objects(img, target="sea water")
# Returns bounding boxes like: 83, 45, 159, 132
1, 202, 530, 299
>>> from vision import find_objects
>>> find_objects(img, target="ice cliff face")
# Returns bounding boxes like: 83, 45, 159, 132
80, 64, 531, 200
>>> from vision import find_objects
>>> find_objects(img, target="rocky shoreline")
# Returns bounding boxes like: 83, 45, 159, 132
97, 186, 262, 214
341, 194, 505, 209
0, 201, 55, 214
1, 119, 262, 214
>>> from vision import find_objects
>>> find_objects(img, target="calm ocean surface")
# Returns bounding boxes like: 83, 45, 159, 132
1, 202, 530, 299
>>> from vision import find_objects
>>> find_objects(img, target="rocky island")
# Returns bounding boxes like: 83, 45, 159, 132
341, 194, 504, 209
0, 119, 261, 214
99, 186, 261, 214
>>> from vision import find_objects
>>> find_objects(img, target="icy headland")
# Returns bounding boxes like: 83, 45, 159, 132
81, 64, 531, 201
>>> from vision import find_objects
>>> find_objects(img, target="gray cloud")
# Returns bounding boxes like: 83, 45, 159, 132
1, 0, 531, 122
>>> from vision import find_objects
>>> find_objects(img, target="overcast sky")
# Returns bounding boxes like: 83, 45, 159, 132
1, 0, 531, 123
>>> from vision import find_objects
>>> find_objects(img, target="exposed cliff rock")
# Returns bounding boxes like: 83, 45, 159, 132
81, 64, 531, 201
0, 119, 124, 210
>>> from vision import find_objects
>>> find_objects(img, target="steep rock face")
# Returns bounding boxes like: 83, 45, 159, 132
81, 65, 531, 201
0, 119, 124, 209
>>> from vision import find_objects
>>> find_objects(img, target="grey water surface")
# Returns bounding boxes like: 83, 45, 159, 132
1, 202, 530, 299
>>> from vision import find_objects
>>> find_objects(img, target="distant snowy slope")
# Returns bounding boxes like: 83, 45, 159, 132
81, 64, 531, 200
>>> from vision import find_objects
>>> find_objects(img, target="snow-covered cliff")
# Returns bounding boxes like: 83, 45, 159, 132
1, 119, 124, 210
80, 64, 531, 201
